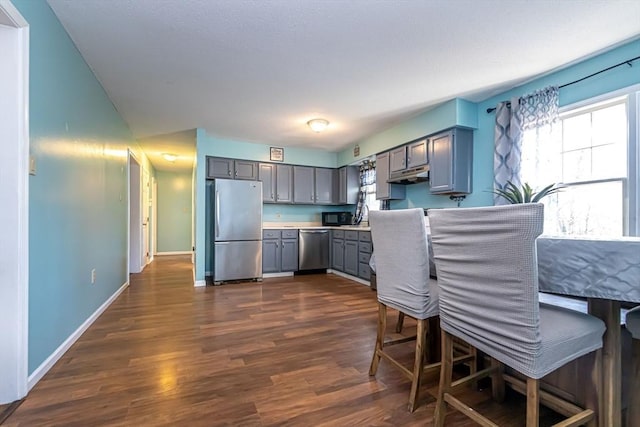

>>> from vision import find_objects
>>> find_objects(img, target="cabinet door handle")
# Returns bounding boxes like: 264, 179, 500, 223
271, 193, 274, 200
235, 171, 238, 176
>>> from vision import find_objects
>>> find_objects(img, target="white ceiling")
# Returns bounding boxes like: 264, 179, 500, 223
47, 0, 640, 172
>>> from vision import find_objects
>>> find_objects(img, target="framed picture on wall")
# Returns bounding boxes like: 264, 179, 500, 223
270, 147, 284, 162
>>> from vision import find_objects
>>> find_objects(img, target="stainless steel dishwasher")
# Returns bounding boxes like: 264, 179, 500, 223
298, 229, 330, 270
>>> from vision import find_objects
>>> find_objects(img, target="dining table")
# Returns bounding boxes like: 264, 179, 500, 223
537, 235, 640, 427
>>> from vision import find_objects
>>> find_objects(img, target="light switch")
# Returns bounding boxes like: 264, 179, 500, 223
29, 155, 36, 175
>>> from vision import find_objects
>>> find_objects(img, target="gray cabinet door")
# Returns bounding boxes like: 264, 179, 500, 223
293, 166, 315, 204
207, 157, 233, 179
429, 128, 473, 194
389, 147, 407, 172
429, 131, 453, 192
344, 240, 359, 276
376, 152, 405, 200
258, 163, 276, 202
281, 239, 298, 272
338, 166, 359, 205
276, 164, 293, 203
376, 152, 390, 199
262, 239, 281, 273
407, 139, 428, 168
331, 238, 344, 271
234, 160, 258, 180
314, 167, 333, 204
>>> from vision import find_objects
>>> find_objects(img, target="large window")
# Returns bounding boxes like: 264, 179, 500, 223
521, 88, 639, 237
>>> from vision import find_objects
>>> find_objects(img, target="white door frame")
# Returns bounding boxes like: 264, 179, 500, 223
128, 151, 143, 274
0, 0, 29, 404
151, 176, 157, 259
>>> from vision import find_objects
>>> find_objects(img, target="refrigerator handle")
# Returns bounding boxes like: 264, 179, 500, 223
215, 190, 220, 238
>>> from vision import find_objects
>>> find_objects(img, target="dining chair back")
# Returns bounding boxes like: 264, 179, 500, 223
429, 203, 605, 426
368, 208, 441, 412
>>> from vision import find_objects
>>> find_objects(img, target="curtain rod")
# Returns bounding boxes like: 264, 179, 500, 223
485, 55, 640, 114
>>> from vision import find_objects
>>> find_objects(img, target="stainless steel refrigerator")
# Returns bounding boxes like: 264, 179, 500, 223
212, 179, 263, 283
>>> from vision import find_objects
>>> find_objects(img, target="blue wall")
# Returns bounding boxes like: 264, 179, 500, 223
14, 0, 148, 374
338, 39, 640, 211
156, 170, 193, 252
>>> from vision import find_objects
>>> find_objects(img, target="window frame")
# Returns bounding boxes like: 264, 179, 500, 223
552, 84, 640, 237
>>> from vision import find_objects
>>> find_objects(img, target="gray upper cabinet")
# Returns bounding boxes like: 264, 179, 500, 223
376, 152, 406, 200
234, 160, 258, 180
337, 166, 359, 205
207, 157, 234, 179
207, 157, 257, 180
293, 166, 315, 204
389, 147, 407, 172
407, 139, 428, 168
429, 128, 473, 194
259, 163, 292, 203
314, 168, 333, 204
275, 164, 293, 203
258, 163, 276, 202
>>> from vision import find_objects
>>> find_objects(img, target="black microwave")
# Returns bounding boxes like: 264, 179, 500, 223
322, 211, 353, 226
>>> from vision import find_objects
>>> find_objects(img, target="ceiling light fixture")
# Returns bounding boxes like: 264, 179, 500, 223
307, 118, 329, 133
162, 153, 178, 162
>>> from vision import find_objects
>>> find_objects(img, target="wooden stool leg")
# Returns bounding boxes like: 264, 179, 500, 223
629, 340, 640, 426
526, 377, 540, 427
434, 330, 453, 427
396, 311, 405, 333
490, 357, 505, 403
369, 302, 387, 376
408, 318, 426, 412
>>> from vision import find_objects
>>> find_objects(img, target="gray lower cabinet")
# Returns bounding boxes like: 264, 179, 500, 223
331, 230, 345, 271
344, 239, 359, 276
262, 238, 281, 273
429, 128, 473, 194
262, 229, 298, 273
375, 152, 406, 200
358, 232, 372, 280
331, 229, 370, 282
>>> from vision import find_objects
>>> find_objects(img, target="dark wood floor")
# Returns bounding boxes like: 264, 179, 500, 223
4, 255, 557, 426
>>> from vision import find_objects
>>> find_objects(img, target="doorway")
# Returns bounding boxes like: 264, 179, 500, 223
129, 153, 143, 274
0, 0, 29, 404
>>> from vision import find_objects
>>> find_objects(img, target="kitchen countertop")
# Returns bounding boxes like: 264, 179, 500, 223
263, 222, 371, 231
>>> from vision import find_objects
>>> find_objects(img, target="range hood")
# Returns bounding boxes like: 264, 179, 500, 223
387, 164, 430, 184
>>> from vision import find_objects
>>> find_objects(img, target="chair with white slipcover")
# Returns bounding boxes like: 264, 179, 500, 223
428, 203, 605, 427
368, 208, 474, 412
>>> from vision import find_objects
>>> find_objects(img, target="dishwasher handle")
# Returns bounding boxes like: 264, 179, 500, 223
299, 229, 329, 234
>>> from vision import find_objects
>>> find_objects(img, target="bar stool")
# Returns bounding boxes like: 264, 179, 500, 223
626, 306, 640, 424
368, 208, 475, 412
428, 204, 606, 426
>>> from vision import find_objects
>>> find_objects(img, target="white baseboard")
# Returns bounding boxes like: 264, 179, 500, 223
194, 280, 206, 287
156, 251, 192, 256
263, 272, 294, 278
27, 280, 130, 390
328, 269, 371, 286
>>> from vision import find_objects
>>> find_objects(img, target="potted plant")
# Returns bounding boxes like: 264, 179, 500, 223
491, 181, 562, 204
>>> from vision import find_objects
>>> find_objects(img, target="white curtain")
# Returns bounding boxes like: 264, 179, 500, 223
493, 86, 559, 205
